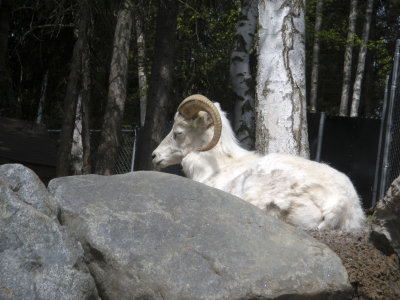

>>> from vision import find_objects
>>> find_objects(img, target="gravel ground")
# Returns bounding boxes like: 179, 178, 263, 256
307, 225, 400, 299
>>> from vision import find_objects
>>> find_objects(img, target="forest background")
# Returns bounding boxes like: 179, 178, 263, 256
0, 0, 399, 175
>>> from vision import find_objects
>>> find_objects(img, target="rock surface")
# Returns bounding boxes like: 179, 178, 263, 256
370, 175, 400, 257
0, 163, 57, 216
0, 164, 98, 300
49, 171, 353, 300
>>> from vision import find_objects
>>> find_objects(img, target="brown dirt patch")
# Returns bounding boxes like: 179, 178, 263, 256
307, 227, 400, 299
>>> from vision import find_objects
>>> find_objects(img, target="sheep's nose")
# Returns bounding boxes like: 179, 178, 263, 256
152, 152, 156, 160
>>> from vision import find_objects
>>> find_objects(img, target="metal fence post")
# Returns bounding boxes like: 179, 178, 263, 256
372, 75, 390, 206
315, 112, 325, 162
130, 127, 138, 172
379, 39, 400, 199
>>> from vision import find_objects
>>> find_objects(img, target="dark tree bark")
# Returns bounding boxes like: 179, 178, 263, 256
135, 0, 178, 171
136, 14, 147, 127
0, 0, 10, 75
71, 34, 91, 175
36, 70, 49, 124
56, 2, 90, 177
95, 0, 134, 175
81, 38, 91, 174
0, 0, 14, 108
309, 0, 323, 113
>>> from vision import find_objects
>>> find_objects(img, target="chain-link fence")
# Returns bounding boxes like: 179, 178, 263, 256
89, 129, 138, 174
49, 129, 138, 174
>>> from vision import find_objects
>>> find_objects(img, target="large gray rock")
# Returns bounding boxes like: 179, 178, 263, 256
0, 164, 98, 300
370, 176, 400, 257
49, 171, 352, 300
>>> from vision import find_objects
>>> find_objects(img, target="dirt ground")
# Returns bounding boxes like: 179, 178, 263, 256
307, 225, 400, 299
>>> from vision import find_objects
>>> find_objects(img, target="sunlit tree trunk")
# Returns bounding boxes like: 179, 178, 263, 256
256, 0, 309, 158
135, 0, 178, 171
71, 36, 91, 175
95, 0, 134, 175
350, 0, 374, 117
57, 1, 89, 177
71, 95, 84, 174
136, 16, 147, 127
230, 0, 258, 150
339, 0, 358, 116
309, 0, 323, 113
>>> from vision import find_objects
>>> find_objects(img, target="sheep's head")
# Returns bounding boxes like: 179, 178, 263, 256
152, 94, 222, 169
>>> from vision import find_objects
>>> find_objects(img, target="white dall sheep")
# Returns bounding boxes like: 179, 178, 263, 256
152, 94, 365, 231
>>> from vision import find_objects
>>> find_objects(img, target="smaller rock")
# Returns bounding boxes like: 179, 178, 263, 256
0, 164, 98, 300
0, 164, 57, 217
370, 176, 400, 257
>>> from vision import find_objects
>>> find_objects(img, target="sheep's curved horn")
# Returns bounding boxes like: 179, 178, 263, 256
178, 94, 222, 151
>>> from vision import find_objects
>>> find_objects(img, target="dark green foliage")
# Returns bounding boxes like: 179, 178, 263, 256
173, 0, 239, 116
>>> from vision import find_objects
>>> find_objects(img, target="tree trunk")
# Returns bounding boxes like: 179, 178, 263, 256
339, 0, 358, 116
56, 2, 89, 177
0, 0, 14, 107
71, 95, 84, 174
230, 0, 258, 150
255, 0, 309, 158
81, 35, 91, 174
36, 69, 49, 124
136, 16, 147, 127
309, 0, 323, 113
350, 0, 374, 117
135, 0, 178, 171
0, 0, 10, 77
71, 34, 91, 175
95, 0, 134, 175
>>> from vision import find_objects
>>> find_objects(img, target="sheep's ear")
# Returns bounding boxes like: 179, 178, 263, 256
194, 111, 213, 128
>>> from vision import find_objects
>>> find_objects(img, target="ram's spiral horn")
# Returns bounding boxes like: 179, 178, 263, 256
178, 94, 222, 151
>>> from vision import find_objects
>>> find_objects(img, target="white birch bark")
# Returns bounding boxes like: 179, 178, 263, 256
339, 0, 358, 116
36, 69, 48, 124
256, 0, 309, 158
309, 0, 323, 113
136, 16, 147, 127
350, 0, 374, 117
230, 0, 258, 149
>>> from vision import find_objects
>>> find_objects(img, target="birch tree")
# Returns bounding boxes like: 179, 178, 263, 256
95, 0, 134, 175
339, 0, 358, 116
309, 0, 323, 113
350, 0, 374, 117
256, 0, 309, 158
230, 0, 258, 150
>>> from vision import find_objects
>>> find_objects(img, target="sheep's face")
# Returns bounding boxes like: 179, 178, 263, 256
152, 111, 213, 169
